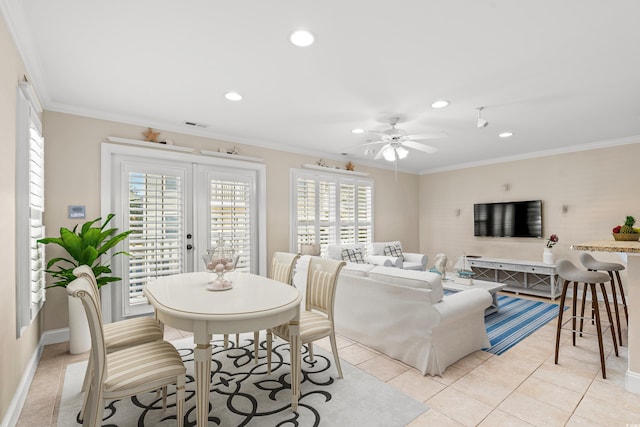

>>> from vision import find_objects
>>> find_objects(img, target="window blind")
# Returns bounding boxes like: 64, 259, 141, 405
209, 178, 252, 271
16, 83, 46, 337
292, 170, 373, 255
127, 172, 183, 306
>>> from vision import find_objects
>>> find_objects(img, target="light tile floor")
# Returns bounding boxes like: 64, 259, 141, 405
16, 293, 640, 426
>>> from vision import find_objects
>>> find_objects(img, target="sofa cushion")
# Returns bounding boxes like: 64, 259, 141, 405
342, 247, 365, 264
367, 266, 444, 303
383, 243, 404, 262
326, 244, 365, 261
341, 262, 376, 277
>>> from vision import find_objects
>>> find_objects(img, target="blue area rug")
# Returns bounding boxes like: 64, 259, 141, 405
484, 295, 564, 355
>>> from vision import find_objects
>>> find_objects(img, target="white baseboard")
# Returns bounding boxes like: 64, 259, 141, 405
0, 329, 69, 427
42, 327, 70, 345
625, 370, 640, 395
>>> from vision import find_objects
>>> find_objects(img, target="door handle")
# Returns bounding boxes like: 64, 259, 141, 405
186, 244, 193, 250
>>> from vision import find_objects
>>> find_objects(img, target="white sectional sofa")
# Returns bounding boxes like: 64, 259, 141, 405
293, 256, 492, 376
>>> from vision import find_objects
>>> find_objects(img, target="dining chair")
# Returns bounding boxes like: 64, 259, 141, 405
67, 275, 186, 427
226, 252, 301, 360
73, 265, 164, 418
266, 257, 346, 378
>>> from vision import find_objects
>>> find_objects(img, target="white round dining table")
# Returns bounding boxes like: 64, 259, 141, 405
144, 271, 302, 426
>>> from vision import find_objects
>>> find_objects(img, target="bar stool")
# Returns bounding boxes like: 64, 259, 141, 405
579, 252, 628, 344
555, 259, 618, 379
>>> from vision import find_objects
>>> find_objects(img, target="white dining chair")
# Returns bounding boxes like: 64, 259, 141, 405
227, 253, 301, 360
67, 275, 186, 427
267, 257, 346, 378
73, 265, 164, 419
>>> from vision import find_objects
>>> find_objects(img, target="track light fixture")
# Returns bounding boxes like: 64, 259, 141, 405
476, 107, 488, 128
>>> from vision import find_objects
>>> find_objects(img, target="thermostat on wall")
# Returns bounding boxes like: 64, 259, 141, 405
68, 205, 86, 219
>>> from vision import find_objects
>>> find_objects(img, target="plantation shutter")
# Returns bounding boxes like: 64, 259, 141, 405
125, 169, 185, 310
16, 82, 46, 337
291, 169, 373, 255
209, 177, 252, 272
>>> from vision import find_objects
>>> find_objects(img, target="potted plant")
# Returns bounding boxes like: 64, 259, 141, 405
38, 214, 132, 353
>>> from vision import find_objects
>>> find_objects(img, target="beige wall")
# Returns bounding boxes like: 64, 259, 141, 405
0, 16, 43, 421
419, 142, 640, 277
41, 111, 420, 331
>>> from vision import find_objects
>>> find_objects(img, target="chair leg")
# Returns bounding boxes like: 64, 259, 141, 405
615, 271, 629, 325
329, 332, 343, 379
253, 330, 260, 363
590, 283, 607, 379
572, 281, 578, 346
162, 385, 167, 410
266, 330, 273, 374
236, 333, 240, 347
607, 272, 623, 345
223, 334, 229, 349
600, 282, 619, 357
579, 282, 587, 336
555, 280, 569, 364
308, 342, 315, 362
176, 375, 185, 427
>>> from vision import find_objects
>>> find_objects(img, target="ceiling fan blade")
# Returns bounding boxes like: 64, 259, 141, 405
374, 144, 390, 160
402, 140, 438, 154
359, 140, 386, 147
405, 132, 448, 140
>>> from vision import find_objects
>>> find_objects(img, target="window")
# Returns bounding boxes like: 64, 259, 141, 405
209, 176, 253, 271
291, 169, 373, 255
126, 169, 185, 309
15, 82, 45, 337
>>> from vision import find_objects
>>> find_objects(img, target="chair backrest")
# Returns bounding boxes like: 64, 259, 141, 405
270, 252, 301, 285
305, 257, 345, 318
73, 265, 103, 323
67, 276, 108, 389
555, 259, 577, 281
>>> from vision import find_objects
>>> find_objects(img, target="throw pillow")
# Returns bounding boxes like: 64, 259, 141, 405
383, 244, 404, 262
342, 248, 365, 264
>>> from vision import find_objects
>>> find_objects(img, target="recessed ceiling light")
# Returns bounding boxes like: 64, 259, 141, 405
224, 91, 242, 101
290, 30, 315, 47
352, 128, 364, 134
431, 100, 449, 109
499, 132, 513, 138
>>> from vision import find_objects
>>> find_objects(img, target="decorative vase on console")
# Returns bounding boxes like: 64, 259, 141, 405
543, 234, 558, 265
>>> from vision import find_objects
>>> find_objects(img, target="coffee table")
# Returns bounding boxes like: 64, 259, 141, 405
443, 278, 506, 315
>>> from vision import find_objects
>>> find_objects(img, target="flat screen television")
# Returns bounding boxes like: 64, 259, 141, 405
473, 200, 542, 238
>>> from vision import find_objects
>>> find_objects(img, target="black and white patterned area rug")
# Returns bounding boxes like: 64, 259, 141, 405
58, 334, 428, 426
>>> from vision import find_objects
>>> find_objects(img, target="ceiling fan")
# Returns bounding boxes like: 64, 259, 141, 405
360, 117, 446, 162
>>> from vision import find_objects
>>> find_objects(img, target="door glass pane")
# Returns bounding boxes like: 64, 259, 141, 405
126, 171, 184, 310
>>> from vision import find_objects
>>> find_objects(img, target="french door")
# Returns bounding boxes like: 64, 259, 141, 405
102, 143, 266, 322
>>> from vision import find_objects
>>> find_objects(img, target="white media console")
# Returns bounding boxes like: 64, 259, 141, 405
465, 257, 560, 299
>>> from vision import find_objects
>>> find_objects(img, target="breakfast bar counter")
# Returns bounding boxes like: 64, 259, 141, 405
571, 240, 640, 394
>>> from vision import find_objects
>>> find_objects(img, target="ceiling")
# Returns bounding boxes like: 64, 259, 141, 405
3, 0, 640, 173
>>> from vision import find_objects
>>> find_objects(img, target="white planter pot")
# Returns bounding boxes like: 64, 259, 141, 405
68, 294, 91, 354
543, 248, 555, 265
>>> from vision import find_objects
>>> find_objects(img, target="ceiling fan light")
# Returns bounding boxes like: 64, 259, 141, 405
499, 131, 513, 138
382, 147, 396, 161
351, 128, 364, 134
431, 100, 449, 109
396, 146, 409, 159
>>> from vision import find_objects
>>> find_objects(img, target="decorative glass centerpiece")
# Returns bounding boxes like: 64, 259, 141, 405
202, 239, 237, 291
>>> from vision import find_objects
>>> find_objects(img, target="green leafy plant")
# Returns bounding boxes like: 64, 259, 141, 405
37, 214, 132, 289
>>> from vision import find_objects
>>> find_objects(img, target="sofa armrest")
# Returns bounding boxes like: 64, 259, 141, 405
433, 288, 492, 324
365, 255, 402, 268
403, 252, 427, 268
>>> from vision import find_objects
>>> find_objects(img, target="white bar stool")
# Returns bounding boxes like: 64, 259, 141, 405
555, 259, 618, 379
579, 252, 628, 345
